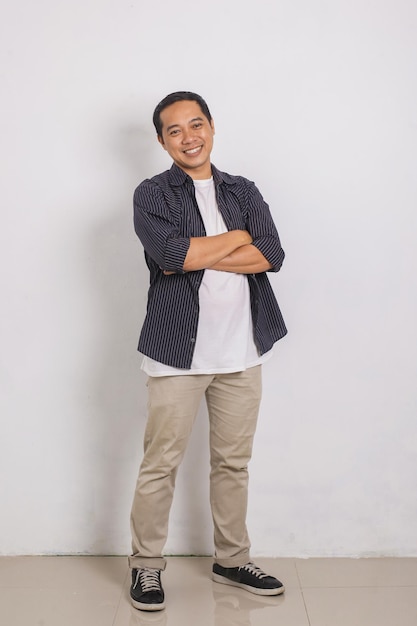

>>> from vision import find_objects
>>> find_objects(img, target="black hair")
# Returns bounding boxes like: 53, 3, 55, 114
153, 91, 212, 137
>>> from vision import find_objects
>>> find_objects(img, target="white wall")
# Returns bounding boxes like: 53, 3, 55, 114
1, 0, 416, 557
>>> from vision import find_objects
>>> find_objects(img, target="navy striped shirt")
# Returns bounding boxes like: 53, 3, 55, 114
134, 163, 287, 369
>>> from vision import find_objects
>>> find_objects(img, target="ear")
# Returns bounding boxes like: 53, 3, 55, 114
157, 134, 167, 150
210, 119, 215, 135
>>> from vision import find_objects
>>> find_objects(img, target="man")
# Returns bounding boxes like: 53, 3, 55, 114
129, 91, 287, 612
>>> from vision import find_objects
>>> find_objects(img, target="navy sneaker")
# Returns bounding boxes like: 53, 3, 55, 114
212, 562, 285, 596
130, 568, 165, 611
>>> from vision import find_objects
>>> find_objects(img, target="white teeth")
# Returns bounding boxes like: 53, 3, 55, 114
184, 147, 201, 154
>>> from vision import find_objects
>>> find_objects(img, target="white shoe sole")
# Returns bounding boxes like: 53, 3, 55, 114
131, 598, 166, 611
212, 572, 285, 596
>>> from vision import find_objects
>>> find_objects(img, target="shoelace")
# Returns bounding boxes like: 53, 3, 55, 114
133, 568, 161, 592
238, 563, 268, 579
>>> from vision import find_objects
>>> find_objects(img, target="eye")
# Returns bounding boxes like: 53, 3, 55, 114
169, 129, 180, 136
192, 122, 203, 129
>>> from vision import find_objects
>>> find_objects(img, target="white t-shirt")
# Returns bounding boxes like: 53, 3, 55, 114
142, 178, 271, 376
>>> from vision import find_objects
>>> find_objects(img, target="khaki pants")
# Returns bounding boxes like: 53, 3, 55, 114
129, 365, 262, 571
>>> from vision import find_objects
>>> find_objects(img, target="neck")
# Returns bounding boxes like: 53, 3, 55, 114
179, 164, 212, 180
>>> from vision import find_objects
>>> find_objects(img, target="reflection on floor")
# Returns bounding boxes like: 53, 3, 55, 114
1, 556, 417, 625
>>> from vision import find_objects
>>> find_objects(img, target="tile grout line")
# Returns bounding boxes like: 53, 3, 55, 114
294, 560, 312, 626
111, 567, 129, 626
296, 585, 417, 589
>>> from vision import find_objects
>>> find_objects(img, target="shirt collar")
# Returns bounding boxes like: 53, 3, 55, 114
168, 163, 237, 187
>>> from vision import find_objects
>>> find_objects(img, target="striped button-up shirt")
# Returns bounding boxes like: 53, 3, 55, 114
134, 163, 287, 369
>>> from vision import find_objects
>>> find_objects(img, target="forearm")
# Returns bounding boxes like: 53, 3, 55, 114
209, 244, 273, 274
182, 230, 252, 272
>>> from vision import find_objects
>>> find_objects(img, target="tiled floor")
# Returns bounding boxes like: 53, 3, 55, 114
1, 556, 417, 625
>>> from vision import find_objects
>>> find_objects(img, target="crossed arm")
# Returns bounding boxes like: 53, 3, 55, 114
160, 230, 273, 275
208, 241, 273, 273
180, 230, 272, 274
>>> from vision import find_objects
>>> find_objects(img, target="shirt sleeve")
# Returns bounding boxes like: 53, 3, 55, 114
245, 180, 285, 272
133, 180, 190, 273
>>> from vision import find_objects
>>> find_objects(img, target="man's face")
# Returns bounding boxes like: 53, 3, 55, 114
158, 100, 215, 180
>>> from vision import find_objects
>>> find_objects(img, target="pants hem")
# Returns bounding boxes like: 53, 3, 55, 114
214, 552, 251, 568
128, 555, 167, 571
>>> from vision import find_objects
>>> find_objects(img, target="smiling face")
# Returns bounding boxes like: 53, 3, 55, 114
158, 100, 215, 180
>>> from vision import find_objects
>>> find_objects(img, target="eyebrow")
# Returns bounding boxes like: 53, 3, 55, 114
166, 117, 205, 133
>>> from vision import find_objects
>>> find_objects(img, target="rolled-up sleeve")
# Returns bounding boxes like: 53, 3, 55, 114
246, 181, 285, 272
133, 181, 190, 273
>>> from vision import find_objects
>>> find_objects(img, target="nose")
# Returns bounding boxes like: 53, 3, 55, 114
181, 128, 194, 144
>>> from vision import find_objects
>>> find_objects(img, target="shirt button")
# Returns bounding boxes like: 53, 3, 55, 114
190, 338, 196, 343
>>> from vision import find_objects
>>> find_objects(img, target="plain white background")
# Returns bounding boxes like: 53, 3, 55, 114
1, 0, 416, 557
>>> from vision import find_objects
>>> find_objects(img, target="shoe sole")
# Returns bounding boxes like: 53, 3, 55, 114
131, 598, 166, 611
212, 573, 285, 596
